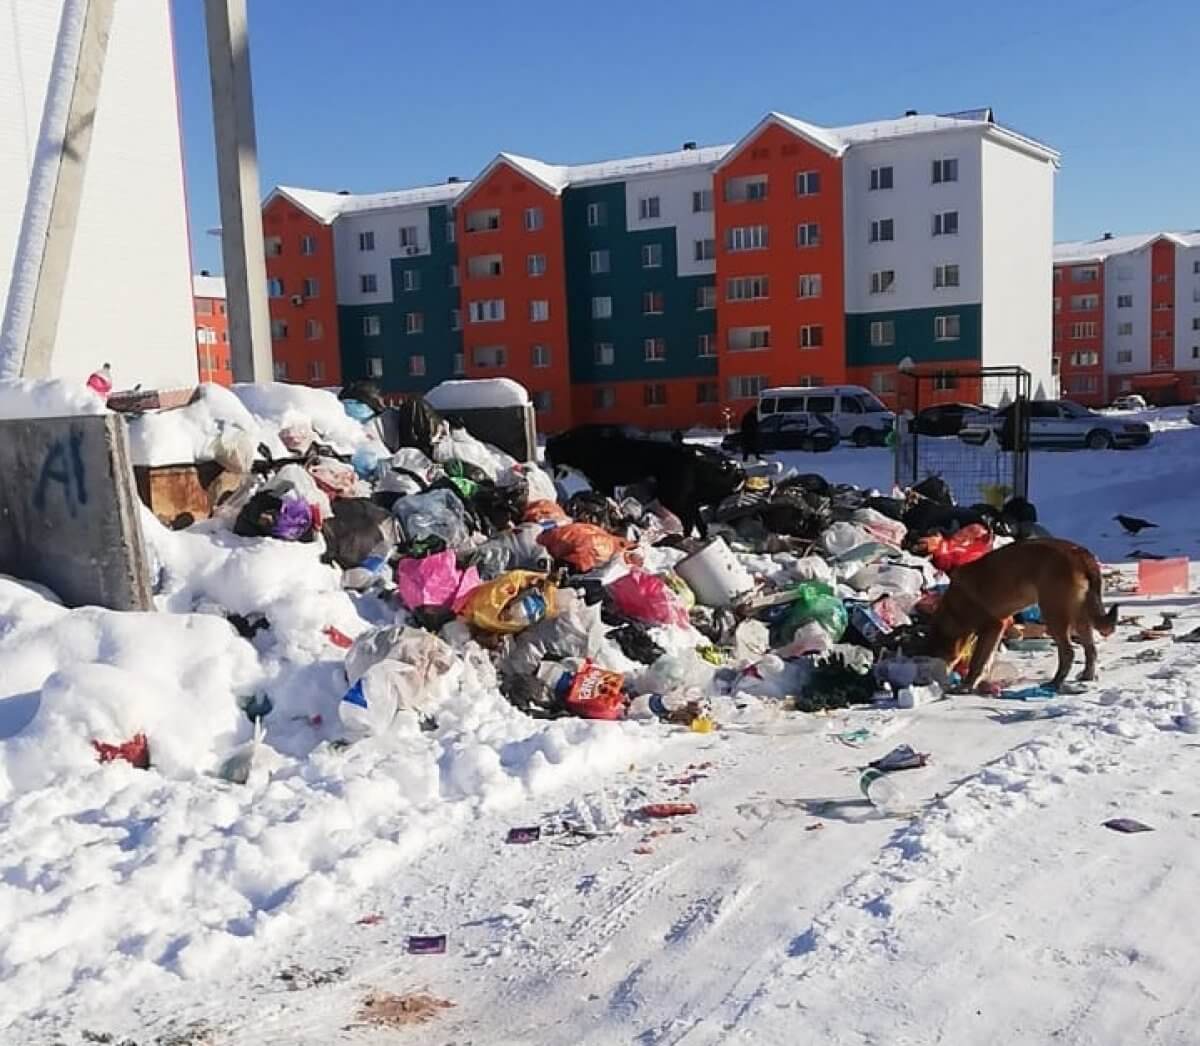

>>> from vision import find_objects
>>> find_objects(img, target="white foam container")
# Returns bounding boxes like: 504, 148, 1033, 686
675, 537, 755, 607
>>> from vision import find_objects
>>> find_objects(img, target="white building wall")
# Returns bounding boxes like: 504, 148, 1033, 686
1174, 242, 1200, 371
0, 0, 197, 387
1104, 248, 1150, 375
620, 168, 716, 277
333, 206, 436, 305
979, 136, 1054, 394
843, 129, 983, 313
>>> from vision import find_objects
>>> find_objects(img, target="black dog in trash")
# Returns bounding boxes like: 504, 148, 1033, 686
546, 425, 744, 538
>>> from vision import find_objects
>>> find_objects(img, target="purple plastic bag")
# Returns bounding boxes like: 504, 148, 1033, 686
271, 495, 315, 541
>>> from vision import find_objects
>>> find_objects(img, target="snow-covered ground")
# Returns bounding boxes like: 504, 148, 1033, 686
3, 399, 1200, 1044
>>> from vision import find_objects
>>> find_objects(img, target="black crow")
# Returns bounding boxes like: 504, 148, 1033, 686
1115, 514, 1158, 535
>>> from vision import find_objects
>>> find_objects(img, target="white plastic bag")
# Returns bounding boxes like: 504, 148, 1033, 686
851, 507, 907, 548
819, 522, 876, 559
208, 428, 258, 474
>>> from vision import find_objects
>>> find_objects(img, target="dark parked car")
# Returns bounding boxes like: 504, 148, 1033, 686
912, 402, 993, 437
721, 412, 840, 454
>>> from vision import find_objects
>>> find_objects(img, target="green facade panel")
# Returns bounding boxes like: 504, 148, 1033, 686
562, 182, 716, 384
338, 204, 462, 394
845, 303, 982, 368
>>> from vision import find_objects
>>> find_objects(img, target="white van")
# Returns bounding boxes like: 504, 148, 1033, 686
758, 385, 895, 446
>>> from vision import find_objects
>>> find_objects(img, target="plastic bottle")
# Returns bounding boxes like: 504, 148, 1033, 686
86, 363, 113, 401
859, 768, 907, 814
501, 589, 548, 628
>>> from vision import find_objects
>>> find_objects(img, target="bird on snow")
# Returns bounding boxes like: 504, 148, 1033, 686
1115, 514, 1159, 535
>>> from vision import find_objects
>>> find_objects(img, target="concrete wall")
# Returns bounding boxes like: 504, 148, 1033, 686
0, 0, 197, 388
1174, 241, 1200, 372
1105, 247, 1151, 375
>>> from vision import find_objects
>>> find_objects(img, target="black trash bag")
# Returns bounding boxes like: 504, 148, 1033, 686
233, 490, 284, 538
795, 653, 877, 712
713, 487, 770, 523
902, 501, 988, 541
392, 397, 444, 457
320, 498, 398, 569
689, 605, 738, 646
607, 622, 665, 665
498, 672, 561, 716
777, 473, 831, 496
471, 477, 529, 534
565, 491, 621, 530
763, 487, 833, 538
911, 475, 953, 505
866, 495, 906, 521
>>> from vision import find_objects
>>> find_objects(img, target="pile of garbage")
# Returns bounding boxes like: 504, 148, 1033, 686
115, 381, 1053, 754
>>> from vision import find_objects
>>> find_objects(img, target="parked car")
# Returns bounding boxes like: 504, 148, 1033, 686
959, 399, 1152, 450
1187, 403, 1200, 426
911, 402, 994, 437
722, 412, 840, 454
757, 385, 893, 446
1110, 394, 1148, 411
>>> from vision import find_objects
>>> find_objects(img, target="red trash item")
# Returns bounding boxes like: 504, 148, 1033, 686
324, 625, 354, 649
562, 661, 626, 720
929, 523, 992, 573
92, 732, 150, 769
523, 500, 571, 526
1137, 557, 1189, 596
607, 570, 690, 628
538, 523, 628, 573
639, 803, 698, 819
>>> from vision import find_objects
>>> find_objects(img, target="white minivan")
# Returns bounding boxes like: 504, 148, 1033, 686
757, 385, 895, 446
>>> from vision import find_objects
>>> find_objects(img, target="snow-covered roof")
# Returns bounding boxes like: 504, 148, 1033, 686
192, 273, 225, 299
1054, 231, 1194, 265
265, 182, 470, 225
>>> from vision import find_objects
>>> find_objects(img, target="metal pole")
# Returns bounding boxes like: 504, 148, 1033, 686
0, 0, 114, 378
204, 0, 273, 382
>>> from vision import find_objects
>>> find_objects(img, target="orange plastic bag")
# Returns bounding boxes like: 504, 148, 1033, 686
538, 522, 628, 573
928, 524, 992, 573
523, 500, 571, 526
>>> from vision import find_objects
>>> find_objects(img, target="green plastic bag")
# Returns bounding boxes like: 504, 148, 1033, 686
779, 581, 848, 643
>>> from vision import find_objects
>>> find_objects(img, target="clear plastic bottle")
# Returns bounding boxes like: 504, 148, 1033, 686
859, 768, 907, 814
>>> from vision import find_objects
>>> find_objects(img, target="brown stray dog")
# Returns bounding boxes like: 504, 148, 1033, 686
927, 538, 1118, 691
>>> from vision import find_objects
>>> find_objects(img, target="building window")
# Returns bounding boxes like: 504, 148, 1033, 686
273, 360, 288, 380
696, 381, 719, 404
871, 370, 896, 395
728, 374, 766, 399
795, 170, 821, 196
299, 277, 318, 298
524, 207, 544, 231
869, 219, 894, 243
308, 360, 324, 381
589, 249, 610, 274
594, 342, 614, 366
449, 264, 460, 287
1194, 317, 1200, 331
592, 296, 613, 319
593, 386, 616, 409
1070, 293, 1098, 310
727, 275, 769, 301
642, 243, 663, 268
796, 223, 821, 248
529, 299, 550, 322
1194, 261, 1200, 275
692, 189, 713, 212
270, 318, 288, 339
1154, 301, 1173, 312
468, 254, 504, 278
530, 344, 550, 368
587, 202, 607, 227
453, 352, 465, 375
727, 225, 768, 251
1053, 296, 1061, 313
638, 196, 661, 220
450, 308, 462, 331
267, 277, 284, 297
1154, 273, 1172, 284
870, 270, 896, 294
397, 226, 419, 249
697, 285, 716, 310
729, 326, 770, 351
446, 220, 456, 244
358, 357, 380, 379
1193, 346, 1200, 359
473, 344, 507, 368
698, 333, 715, 357
798, 274, 822, 299
1117, 322, 1133, 336
932, 211, 959, 236
527, 253, 547, 276
401, 355, 423, 377
195, 327, 215, 345
932, 157, 959, 183
360, 273, 378, 293
933, 370, 959, 391
405, 312, 424, 335
644, 337, 666, 362
642, 291, 664, 314
363, 315, 381, 336
869, 166, 894, 191
300, 235, 316, 256
265, 236, 282, 257
532, 390, 553, 413
935, 314, 962, 341
1072, 266, 1098, 282
1117, 294, 1133, 308
934, 264, 960, 289
357, 230, 374, 252
725, 175, 768, 203
799, 324, 824, 348
1116, 350, 1133, 363
196, 299, 213, 316
694, 238, 716, 262
869, 320, 895, 347
643, 383, 667, 406
305, 319, 322, 340
1070, 351, 1100, 366
465, 208, 501, 232
400, 270, 419, 292
468, 299, 505, 323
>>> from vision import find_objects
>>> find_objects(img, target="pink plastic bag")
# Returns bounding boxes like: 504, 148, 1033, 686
607, 570, 690, 628
396, 549, 481, 612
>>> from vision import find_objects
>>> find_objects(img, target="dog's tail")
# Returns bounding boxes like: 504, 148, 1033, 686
1084, 554, 1118, 635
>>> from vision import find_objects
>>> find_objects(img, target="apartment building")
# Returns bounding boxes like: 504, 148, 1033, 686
1053, 231, 1200, 406
262, 106, 1057, 429
192, 273, 231, 385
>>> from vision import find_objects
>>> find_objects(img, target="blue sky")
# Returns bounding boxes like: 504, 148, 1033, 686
172, 0, 1197, 274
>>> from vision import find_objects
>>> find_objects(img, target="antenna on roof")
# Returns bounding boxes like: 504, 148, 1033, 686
904, 109, 918, 117
337, 189, 350, 195
1102, 231, 1113, 240
682, 141, 697, 151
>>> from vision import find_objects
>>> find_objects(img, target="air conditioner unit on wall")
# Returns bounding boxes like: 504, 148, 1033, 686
291, 294, 304, 305
404, 246, 420, 256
